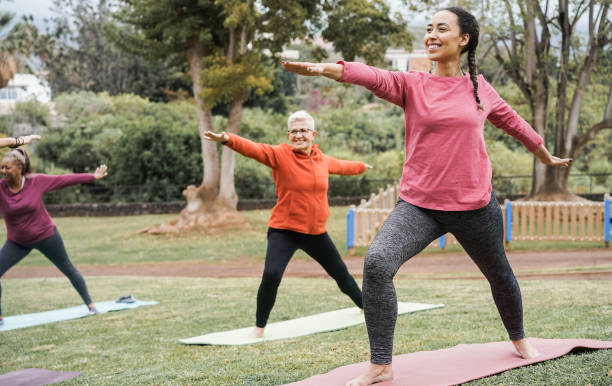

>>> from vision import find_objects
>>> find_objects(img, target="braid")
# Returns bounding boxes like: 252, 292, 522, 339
468, 49, 484, 110
444, 7, 484, 111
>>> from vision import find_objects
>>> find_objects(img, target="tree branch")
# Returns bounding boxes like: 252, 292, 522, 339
502, 0, 518, 57
604, 82, 612, 120
227, 27, 235, 62
570, 0, 588, 30
571, 118, 612, 158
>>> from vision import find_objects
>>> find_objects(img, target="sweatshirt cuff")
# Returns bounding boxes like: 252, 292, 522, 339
360, 162, 367, 174
336, 60, 348, 83
223, 133, 235, 147
526, 135, 544, 152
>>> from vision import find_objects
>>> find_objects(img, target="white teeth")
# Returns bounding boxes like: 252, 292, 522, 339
428, 44, 440, 49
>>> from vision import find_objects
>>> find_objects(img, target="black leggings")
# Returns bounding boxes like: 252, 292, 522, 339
0, 228, 92, 315
363, 193, 524, 364
256, 228, 363, 327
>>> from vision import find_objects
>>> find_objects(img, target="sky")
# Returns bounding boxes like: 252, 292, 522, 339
1, 0, 588, 40
2, 0, 429, 30
2, 0, 59, 28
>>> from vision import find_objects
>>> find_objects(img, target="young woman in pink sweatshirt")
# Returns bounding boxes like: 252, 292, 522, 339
0, 135, 108, 325
284, 7, 571, 386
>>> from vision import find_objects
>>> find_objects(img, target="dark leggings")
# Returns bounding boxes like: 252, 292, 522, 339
0, 228, 92, 315
256, 228, 363, 327
363, 193, 524, 364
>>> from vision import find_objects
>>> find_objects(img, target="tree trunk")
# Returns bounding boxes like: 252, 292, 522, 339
530, 165, 585, 201
140, 37, 249, 234
529, 98, 548, 197
530, 1, 609, 201
217, 92, 249, 209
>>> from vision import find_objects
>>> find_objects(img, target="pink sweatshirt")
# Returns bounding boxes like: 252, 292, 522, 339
0, 173, 95, 245
339, 61, 543, 210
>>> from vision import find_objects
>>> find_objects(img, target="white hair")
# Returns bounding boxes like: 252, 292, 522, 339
287, 110, 315, 131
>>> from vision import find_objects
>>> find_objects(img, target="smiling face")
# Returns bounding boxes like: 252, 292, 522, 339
424, 10, 470, 64
287, 119, 316, 154
1, 156, 22, 184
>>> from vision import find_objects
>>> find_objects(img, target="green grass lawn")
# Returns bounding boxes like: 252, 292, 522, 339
1, 206, 607, 267
0, 277, 610, 385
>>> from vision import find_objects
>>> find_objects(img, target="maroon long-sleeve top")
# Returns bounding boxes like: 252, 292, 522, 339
0, 173, 95, 245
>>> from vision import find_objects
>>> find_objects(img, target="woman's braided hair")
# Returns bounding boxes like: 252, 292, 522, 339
443, 7, 484, 110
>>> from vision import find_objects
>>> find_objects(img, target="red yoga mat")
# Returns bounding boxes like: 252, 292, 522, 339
286, 338, 612, 386
0, 368, 80, 386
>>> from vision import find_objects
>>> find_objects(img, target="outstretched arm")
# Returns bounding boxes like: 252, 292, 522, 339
532, 145, 572, 167
325, 154, 372, 176
283, 61, 408, 107
281, 62, 344, 80
203, 131, 280, 168
0, 134, 41, 148
39, 165, 106, 193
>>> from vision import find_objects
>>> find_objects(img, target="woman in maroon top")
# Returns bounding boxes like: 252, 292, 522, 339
0, 135, 108, 326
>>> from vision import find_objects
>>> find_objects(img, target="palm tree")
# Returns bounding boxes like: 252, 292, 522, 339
0, 9, 17, 87
0, 52, 16, 87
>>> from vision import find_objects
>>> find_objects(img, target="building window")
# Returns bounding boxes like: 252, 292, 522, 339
0, 88, 18, 100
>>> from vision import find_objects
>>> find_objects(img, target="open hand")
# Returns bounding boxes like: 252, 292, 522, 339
533, 145, 573, 168
94, 164, 108, 179
22, 135, 41, 145
364, 163, 373, 169
282, 62, 326, 76
203, 131, 229, 143
543, 156, 573, 168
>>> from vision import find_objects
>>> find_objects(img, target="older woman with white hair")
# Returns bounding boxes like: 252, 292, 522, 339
204, 110, 372, 338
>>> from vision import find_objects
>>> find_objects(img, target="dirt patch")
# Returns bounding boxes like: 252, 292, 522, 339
5, 249, 611, 281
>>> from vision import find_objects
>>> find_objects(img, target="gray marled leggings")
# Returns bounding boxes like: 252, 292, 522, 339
363, 193, 524, 364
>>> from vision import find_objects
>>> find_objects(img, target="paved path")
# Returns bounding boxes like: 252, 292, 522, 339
5, 249, 611, 280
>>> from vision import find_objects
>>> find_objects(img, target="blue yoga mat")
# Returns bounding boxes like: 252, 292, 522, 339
0, 300, 157, 332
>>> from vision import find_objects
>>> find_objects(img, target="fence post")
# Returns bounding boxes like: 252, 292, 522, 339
439, 234, 445, 250
505, 200, 512, 249
346, 206, 355, 254
604, 195, 610, 248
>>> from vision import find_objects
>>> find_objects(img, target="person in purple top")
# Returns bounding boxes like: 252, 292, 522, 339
0, 135, 108, 326
284, 6, 572, 386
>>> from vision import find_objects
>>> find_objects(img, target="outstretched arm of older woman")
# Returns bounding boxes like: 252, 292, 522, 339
532, 145, 573, 167
203, 131, 230, 143
282, 62, 344, 81
0, 134, 41, 148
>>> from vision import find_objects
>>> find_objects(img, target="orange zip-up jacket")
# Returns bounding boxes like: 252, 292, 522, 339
224, 134, 366, 235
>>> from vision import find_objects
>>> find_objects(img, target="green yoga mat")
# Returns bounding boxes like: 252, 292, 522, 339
0, 300, 158, 331
180, 301, 443, 345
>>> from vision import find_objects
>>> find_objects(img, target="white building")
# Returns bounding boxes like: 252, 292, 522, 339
385, 49, 431, 72
0, 73, 52, 114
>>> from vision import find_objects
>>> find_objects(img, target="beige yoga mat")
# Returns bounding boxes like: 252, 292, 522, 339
180, 301, 443, 345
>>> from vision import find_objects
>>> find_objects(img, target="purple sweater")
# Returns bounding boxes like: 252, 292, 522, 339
339, 61, 543, 210
0, 173, 95, 245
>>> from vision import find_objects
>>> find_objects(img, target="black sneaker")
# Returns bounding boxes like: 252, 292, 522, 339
88, 307, 99, 315
0, 319, 4, 326
116, 295, 136, 304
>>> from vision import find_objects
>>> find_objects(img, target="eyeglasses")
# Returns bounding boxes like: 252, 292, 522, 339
287, 128, 312, 136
